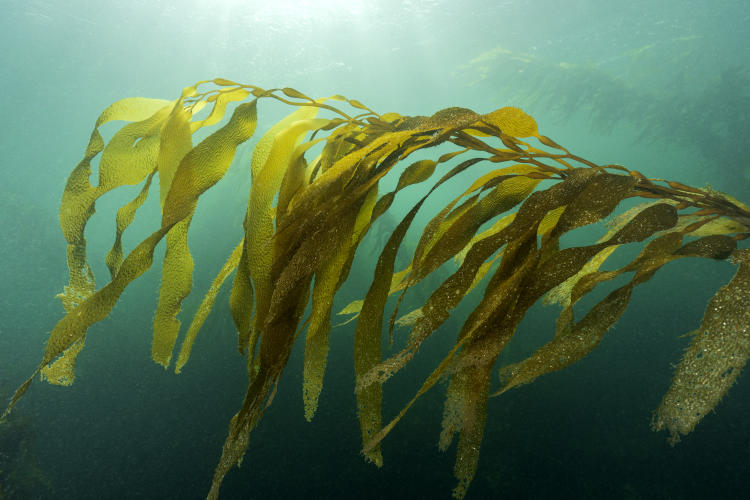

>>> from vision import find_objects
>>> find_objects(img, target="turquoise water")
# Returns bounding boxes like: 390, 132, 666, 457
1, 0, 749, 498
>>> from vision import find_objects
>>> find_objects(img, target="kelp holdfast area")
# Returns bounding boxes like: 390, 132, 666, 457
2, 79, 749, 499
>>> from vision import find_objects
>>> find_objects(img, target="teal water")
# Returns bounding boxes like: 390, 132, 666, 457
1, 0, 749, 498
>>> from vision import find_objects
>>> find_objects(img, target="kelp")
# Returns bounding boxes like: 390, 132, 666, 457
3, 79, 750, 499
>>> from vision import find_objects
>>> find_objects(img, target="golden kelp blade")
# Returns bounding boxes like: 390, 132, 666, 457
482, 106, 538, 137
105, 171, 157, 278
175, 241, 244, 374
58, 98, 171, 315
39, 337, 84, 386
5, 80, 750, 500
45, 100, 173, 384
153, 89, 256, 367
239, 110, 330, 355
150, 102, 195, 367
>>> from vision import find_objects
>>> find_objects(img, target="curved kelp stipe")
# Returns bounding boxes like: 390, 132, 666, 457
3, 80, 750, 499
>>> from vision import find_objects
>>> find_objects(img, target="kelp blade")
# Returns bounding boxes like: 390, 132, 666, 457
653, 249, 750, 443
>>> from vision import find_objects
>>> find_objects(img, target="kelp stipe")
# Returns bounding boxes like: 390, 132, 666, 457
3, 79, 750, 499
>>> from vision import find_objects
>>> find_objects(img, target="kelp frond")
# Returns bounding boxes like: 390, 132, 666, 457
3, 79, 750, 499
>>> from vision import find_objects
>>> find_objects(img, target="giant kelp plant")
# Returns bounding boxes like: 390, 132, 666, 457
3, 79, 750, 499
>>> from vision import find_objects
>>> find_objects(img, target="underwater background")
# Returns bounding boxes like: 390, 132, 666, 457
1, 0, 749, 498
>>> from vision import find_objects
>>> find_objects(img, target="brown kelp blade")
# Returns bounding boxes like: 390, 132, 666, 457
653, 249, 750, 444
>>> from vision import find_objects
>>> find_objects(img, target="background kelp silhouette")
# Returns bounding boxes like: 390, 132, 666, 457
3, 79, 750, 499
459, 40, 750, 186
0, 387, 51, 498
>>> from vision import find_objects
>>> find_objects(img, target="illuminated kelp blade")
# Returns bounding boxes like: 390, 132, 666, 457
3, 79, 750, 499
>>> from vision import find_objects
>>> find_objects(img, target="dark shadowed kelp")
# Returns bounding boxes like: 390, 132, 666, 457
2, 79, 750, 499
0, 389, 51, 497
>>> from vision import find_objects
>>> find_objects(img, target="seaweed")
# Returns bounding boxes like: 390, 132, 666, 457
3, 80, 750, 499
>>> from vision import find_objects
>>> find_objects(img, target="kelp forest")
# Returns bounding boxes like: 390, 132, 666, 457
460, 39, 750, 186
2, 79, 749, 499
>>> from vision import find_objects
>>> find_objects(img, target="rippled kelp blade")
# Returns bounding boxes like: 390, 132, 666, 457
3, 96, 258, 418
175, 241, 244, 373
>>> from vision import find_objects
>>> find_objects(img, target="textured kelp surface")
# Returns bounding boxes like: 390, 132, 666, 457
3, 80, 750, 499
